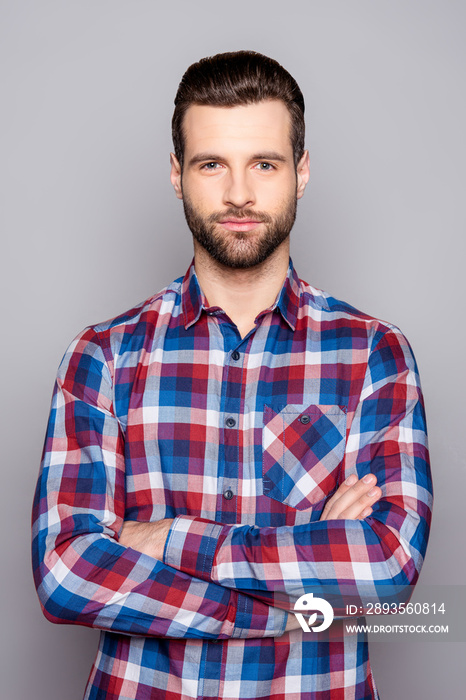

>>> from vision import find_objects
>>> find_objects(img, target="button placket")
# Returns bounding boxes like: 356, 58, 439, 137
216, 329, 249, 522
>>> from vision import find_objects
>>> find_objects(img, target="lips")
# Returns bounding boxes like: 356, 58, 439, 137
218, 219, 263, 232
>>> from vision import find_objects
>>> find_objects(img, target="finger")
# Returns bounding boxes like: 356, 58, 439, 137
324, 474, 377, 518
339, 486, 382, 520
320, 474, 358, 518
331, 473, 358, 502
357, 506, 373, 520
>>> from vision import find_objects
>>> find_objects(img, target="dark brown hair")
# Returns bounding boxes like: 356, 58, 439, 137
172, 51, 305, 169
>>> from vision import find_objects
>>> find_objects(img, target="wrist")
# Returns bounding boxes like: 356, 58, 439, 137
119, 519, 174, 559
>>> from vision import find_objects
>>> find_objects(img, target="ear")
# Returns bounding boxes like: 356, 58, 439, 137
296, 150, 310, 199
170, 153, 183, 200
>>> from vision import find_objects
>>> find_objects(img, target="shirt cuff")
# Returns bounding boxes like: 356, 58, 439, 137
163, 514, 225, 580
163, 515, 288, 639
232, 594, 288, 639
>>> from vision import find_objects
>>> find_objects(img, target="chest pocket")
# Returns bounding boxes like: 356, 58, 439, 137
262, 404, 347, 510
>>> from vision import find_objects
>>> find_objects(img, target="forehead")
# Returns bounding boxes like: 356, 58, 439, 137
182, 100, 293, 157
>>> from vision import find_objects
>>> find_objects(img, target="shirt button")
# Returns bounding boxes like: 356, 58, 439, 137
223, 489, 234, 500
231, 350, 240, 361
299, 414, 311, 424
225, 417, 236, 428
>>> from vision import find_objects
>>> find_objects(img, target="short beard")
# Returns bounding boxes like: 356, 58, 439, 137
182, 195, 297, 270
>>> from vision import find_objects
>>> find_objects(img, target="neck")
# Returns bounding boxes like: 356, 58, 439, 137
193, 241, 290, 338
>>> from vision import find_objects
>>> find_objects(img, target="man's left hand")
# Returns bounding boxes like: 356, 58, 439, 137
319, 473, 381, 521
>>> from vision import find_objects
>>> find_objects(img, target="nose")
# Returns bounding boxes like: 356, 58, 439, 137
223, 168, 255, 209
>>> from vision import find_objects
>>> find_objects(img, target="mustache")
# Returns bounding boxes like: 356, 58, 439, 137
207, 208, 273, 224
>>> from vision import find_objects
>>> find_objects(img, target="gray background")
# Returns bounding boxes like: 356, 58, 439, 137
1, 0, 465, 697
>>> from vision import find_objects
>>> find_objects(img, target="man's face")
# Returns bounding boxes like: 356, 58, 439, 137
170, 100, 309, 269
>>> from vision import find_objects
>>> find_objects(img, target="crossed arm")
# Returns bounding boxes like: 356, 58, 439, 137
32, 325, 432, 641
119, 473, 382, 559
118, 332, 431, 629
119, 474, 383, 633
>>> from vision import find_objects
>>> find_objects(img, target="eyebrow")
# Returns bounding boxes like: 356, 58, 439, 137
187, 151, 289, 167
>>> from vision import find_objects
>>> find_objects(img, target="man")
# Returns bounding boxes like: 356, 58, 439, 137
32, 51, 432, 700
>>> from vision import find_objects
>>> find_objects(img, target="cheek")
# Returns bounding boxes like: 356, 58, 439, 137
183, 179, 222, 211
264, 193, 295, 219
260, 176, 296, 205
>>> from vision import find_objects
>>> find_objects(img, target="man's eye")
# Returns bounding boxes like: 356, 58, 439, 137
201, 162, 220, 170
255, 162, 274, 171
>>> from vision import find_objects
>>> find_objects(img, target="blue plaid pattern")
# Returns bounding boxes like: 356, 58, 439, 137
32, 259, 432, 699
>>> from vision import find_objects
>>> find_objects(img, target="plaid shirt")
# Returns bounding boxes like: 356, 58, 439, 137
32, 260, 432, 700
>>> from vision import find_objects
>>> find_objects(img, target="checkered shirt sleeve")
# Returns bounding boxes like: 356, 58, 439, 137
32, 327, 286, 639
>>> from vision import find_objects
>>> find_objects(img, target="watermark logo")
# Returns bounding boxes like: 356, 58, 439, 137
293, 593, 334, 632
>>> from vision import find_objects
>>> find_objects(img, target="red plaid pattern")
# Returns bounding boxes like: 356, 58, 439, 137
32, 260, 432, 699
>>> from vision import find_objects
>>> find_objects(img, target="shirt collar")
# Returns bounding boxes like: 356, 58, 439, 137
182, 258, 301, 331
181, 260, 206, 329
274, 260, 301, 330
